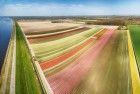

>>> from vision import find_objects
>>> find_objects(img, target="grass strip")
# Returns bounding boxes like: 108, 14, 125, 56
128, 25, 140, 71
127, 30, 140, 94
16, 22, 42, 94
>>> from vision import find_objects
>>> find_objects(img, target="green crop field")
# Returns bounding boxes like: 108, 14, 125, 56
16, 23, 42, 94
128, 25, 140, 71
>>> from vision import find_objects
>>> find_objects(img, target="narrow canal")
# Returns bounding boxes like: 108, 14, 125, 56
0, 17, 12, 72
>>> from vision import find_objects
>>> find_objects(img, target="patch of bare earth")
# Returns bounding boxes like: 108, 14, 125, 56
18, 21, 82, 35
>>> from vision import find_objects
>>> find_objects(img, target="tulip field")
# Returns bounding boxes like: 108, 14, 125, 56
18, 21, 140, 94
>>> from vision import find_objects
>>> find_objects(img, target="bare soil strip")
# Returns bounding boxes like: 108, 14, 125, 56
27, 27, 86, 38
28, 27, 90, 43
18, 21, 81, 35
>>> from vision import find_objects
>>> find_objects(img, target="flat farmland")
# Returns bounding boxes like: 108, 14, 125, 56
18, 20, 140, 94
27, 27, 90, 43
32, 27, 102, 62
18, 21, 82, 35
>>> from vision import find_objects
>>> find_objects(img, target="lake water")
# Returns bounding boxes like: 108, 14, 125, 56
0, 17, 13, 72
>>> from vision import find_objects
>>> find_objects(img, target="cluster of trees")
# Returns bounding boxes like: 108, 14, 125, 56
85, 19, 125, 25
85, 17, 140, 26
13, 16, 140, 25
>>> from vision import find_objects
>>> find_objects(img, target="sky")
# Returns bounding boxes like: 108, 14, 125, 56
0, 0, 140, 16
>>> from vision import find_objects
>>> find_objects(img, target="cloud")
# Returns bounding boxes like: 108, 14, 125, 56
0, 1, 140, 16
115, 2, 140, 15
0, 3, 113, 16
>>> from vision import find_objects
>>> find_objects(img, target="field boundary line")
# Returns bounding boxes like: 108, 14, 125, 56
127, 30, 140, 94
27, 26, 85, 38
19, 24, 53, 94
10, 21, 16, 94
